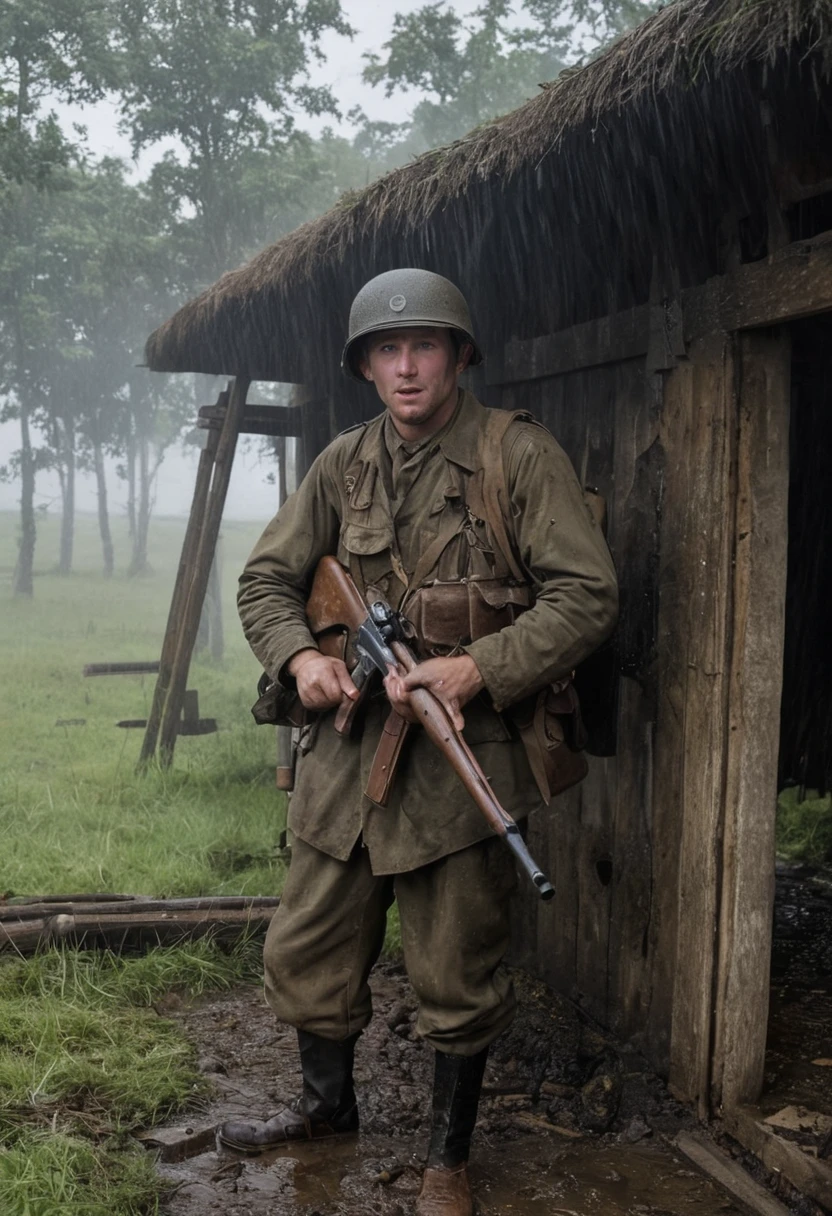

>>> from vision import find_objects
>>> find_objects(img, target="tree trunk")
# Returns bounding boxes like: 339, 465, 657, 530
12, 402, 36, 597
129, 434, 152, 576
57, 416, 75, 576
93, 440, 114, 577
126, 434, 137, 542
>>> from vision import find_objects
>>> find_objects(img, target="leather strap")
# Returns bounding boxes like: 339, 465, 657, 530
365, 709, 411, 806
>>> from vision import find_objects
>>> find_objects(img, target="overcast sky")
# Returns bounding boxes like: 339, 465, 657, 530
0, 0, 489, 522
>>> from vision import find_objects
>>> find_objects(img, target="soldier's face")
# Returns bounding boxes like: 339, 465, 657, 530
360, 327, 471, 441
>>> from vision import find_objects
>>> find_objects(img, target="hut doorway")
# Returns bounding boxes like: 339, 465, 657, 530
756, 312, 832, 1161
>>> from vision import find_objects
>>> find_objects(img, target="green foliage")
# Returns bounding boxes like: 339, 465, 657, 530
776, 785, 832, 865
357, 0, 660, 160
115, 0, 356, 281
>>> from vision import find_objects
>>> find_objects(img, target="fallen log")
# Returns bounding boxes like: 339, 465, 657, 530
1, 895, 280, 922
0, 895, 280, 955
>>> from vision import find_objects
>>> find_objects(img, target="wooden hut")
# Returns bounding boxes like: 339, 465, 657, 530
142, 0, 832, 1199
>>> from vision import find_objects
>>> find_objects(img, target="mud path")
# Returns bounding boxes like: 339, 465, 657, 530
153, 964, 750, 1216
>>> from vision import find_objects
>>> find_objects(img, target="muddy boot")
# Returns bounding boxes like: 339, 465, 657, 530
416, 1047, 488, 1216
218, 1030, 360, 1153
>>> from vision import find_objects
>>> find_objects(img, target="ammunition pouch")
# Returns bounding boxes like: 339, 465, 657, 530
506, 680, 588, 804
404, 579, 532, 656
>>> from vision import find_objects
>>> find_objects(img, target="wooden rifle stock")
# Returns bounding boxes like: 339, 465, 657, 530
306, 557, 554, 900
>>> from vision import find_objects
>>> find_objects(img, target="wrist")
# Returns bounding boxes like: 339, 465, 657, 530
287, 647, 320, 677
461, 653, 485, 695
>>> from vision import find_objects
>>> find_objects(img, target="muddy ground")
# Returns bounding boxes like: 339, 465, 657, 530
764, 863, 832, 1122
151, 964, 790, 1216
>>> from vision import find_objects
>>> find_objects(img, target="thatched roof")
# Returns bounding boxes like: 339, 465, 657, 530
145, 0, 832, 389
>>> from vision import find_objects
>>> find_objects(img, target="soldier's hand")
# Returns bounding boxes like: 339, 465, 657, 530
384, 654, 484, 731
288, 648, 359, 712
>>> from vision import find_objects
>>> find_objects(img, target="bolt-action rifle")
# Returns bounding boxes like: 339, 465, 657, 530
306, 555, 555, 902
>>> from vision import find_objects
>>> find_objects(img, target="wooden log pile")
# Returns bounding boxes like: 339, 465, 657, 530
0, 894, 279, 954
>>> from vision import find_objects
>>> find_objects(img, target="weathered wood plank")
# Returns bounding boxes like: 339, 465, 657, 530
489, 306, 649, 385
685, 230, 832, 338
139, 390, 225, 767
674, 1130, 791, 1216
659, 338, 736, 1117
493, 231, 832, 385
724, 1106, 832, 1211
606, 362, 663, 1056
574, 757, 614, 1018
84, 661, 160, 676
712, 329, 790, 1112
197, 402, 303, 437
158, 377, 250, 766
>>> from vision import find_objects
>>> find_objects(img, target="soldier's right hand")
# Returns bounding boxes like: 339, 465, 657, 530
287, 648, 359, 712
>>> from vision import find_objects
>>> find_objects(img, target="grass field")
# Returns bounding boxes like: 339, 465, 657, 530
0, 506, 286, 1215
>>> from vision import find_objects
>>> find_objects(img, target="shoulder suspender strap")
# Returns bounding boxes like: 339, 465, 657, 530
476, 409, 534, 584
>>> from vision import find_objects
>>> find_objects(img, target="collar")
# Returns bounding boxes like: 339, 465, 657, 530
353, 388, 486, 481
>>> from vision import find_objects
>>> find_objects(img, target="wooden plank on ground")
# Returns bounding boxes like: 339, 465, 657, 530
712, 329, 790, 1112
674, 1130, 791, 1216
724, 1106, 832, 1211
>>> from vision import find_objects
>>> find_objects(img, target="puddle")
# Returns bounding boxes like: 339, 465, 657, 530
153, 965, 746, 1215
161, 1131, 743, 1215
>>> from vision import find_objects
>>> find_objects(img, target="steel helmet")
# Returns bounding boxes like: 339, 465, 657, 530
341, 268, 483, 381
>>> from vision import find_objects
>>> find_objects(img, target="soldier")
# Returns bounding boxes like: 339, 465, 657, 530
221, 269, 618, 1216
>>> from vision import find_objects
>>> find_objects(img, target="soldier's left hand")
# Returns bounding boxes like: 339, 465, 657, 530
384, 654, 484, 731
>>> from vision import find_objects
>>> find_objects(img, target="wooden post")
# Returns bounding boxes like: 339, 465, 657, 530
661, 335, 737, 1119
711, 329, 790, 1112
138, 389, 226, 767
157, 377, 250, 767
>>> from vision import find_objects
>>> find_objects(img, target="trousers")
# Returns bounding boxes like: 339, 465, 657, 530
263, 834, 518, 1056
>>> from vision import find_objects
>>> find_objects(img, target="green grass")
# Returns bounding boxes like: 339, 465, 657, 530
0, 942, 263, 1216
0, 509, 285, 897
0, 508, 286, 1214
777, 785, 832, 865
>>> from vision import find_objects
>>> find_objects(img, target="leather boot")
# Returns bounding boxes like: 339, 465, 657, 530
218, 1030, 360, 1153
416, 1047, 488, 1216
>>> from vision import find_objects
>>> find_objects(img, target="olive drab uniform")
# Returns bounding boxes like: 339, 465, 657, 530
237, 388, 618, 1054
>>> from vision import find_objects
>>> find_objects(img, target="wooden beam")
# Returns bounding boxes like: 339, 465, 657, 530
712, 330, 790, 1113
674, 1131, 791, 1216
685, 230, 832, 340
139, 390, 226, 768
492, 230, 832, 385
157, 377, 250, 767
488, 305, 649, 385
197, 402, 303, 437
724, 1106, 832, 1212
661, 336, 737, 1119
84, 661, 160, 676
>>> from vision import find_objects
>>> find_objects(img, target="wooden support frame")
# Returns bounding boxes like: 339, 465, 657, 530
139, 377, 250, 768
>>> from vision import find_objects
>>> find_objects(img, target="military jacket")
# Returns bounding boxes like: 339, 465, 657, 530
238, 390, 618, 875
